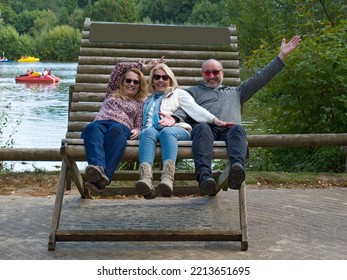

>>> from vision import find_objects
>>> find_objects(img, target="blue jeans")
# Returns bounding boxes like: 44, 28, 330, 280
81, 120, 131, 181
139, 126, 190, 165
191, 123, 247, 182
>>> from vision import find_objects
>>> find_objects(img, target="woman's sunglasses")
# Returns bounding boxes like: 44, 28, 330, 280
125, 78, 140, 85
153, 74, 170, 81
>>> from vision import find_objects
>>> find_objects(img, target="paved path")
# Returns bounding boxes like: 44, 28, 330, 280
0, 187, 346, 260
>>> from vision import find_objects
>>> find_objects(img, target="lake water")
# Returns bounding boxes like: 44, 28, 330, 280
0, 62, 77, 171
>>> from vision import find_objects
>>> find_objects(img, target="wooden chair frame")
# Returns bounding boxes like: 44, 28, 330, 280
48, 18, 248, 251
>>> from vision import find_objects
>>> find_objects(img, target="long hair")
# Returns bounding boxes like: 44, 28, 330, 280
113, 68, 148, 100
147, 64, 178, 94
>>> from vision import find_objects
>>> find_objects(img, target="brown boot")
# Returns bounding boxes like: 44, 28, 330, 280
135, 162, 155, 198
157, 160, 175, 197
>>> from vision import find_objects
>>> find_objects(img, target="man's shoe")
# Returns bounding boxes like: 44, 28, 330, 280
85, 165, 110, 187
199, 176, 217, 196
228, 163, 245, 190
84, 181, 105, 194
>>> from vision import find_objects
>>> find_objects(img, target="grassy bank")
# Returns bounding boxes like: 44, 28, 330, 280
246, 171, 347, 189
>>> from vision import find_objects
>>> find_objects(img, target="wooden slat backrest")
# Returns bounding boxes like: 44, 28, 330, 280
67, 18, 240, 139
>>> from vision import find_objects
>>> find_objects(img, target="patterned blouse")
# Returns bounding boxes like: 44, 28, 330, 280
94, 62, 145, 135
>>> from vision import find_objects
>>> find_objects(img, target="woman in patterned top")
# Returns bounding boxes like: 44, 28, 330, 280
81, 59, 164, 194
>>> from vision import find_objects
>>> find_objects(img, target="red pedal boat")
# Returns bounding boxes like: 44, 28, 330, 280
15, 75, 60, 83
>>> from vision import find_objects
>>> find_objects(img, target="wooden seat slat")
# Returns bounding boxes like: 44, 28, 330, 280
77, 56, 239, 68
55, 229, 242, 242
79, 47, 238, 60
80, 38, 238, 51
75, 74, 240, 86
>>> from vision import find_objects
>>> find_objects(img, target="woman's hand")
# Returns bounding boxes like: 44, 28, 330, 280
140, 56, 166, 71
130, 129, 139, 140
158, 112, 176, 127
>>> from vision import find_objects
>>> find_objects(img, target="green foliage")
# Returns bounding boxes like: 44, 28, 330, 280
217, 0, 241, 27
37, 25, 81, 61
0, 25, 36, 58
16, 33, 36, 57
13, 9, 41, 34
68, 8, 86, 30
248, 147, 345, 173
243, 19, 347, 172
78, 0, 90, 9
225, 0, 285, 56
58, 0, 78, 15
57, 7, 69, 25
139, 0, 166, 23
0, 110, 9, 142
250, 21, 347, 135
31, 10, 57, 36
139, 0, 198, 23
113, 0, 139, 22
0, 107, 22, 150
90, 0, 139, 22
6, 0, 46, 13
189, 0, 221, 25
160, 0, 197, 23
0, 25, 19, 57
0, 4, 16, 25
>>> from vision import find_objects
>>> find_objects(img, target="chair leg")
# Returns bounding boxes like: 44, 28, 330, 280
239, 182, 248, 251
48, 161, 67, 251
65, 172, 72, 191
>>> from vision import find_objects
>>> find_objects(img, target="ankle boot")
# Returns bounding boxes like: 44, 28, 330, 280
157, 160, 175, 197
135, 162, 154, 196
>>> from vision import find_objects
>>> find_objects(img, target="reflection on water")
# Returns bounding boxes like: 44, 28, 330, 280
0, 62, 77, 171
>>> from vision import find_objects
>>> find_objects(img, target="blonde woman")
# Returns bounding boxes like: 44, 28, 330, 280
135, 64, 231, 199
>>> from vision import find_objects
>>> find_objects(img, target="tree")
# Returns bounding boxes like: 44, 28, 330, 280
244, 23, 347, 171
58, 0, 78, 15
31, 10, 57, 37
229, 0, 286, 56
68, 8, 86, 30
161, 0, 197, 23
58, 7, 69, 25
0, 25, 20, 58
113, 0, 138, 22
6, 0, 46, 13
0, 4, 17, 26
255, 21, 347, 135
78, 0, 90, 8
188, 0, 221, 25
0, 25, 35, 58
139, 0, 166, 23
90, 0, 138, 22
13, 10, 41, 34
139, 0, 198, 24
37, 25, 81, 61
17, 33, 36, 58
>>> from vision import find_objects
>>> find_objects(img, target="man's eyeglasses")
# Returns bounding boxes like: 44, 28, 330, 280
203, 69, 223, 76
153, 74, 170, 81
125, 78, 140, 85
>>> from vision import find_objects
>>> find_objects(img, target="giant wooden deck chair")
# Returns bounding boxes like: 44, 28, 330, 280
48, 18, 248, 251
